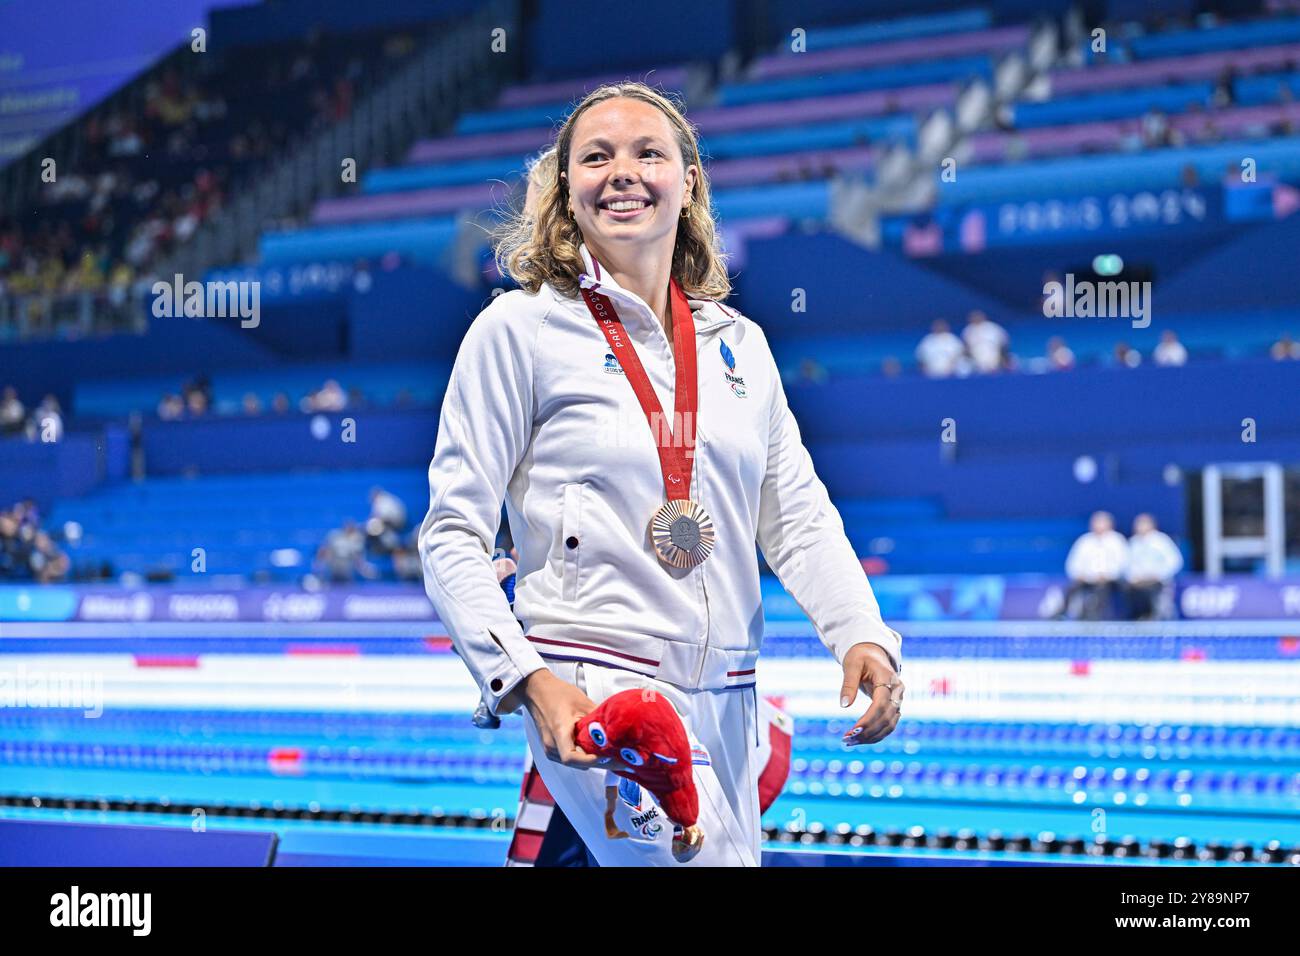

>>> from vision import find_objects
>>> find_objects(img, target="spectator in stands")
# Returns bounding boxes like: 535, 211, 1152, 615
15, 498, 40, 533
0, 499, 62, 582
392, 541, 423, 582
1124, 513, 1183, 621
1153, 330, 1188, 367
366, 486, 408, 554
961, 310, 1009, 374
1212, 66, 1237, 110
184, 389, 209, 417
915, 319, 967, 378
796, 357, 828, 385
29, 395, 63, 442
315, 521, 376, 583
0, 506, 27, 579
0, 387, 25, 436
303, 379, 347, 412
1182, 103, 1222, 146
1113, 341, 1142, 368
1046, 336, 1075, 371
241, 392, 264, 416
106, 113, 144, 158
1064, 511, 1129, 621
181, 375, 212, 408
157, 393, 185, 420
28, 531, 69, 584
1271, 332, 1300, 360
271, 392, 292, 414
0, 512, 16, 576
1139, 110, 1176, 149
880, 356, 902, 378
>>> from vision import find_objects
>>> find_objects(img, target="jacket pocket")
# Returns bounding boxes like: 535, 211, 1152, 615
561, 481, 585, 602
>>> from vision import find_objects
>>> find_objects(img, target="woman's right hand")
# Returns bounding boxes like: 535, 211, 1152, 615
517, 669, 602, 768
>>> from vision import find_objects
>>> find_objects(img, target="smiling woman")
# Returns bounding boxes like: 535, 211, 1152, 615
421, 80, 904, 867
494, 83, 731, 337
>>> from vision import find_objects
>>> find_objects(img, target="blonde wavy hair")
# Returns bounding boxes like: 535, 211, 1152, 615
492, 82, 732, 301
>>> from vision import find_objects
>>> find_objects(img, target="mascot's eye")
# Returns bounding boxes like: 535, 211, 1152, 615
620, 748, 645, 767
588, 722, 607, 747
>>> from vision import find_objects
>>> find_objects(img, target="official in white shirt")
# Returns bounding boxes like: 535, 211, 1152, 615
961, 310, 1009, 374
915, 319, 967, 378
418, 83, 903, 866
1124, 513, 1183, 620
1153, 330, 1188, 367
1063, 511, 1130, 619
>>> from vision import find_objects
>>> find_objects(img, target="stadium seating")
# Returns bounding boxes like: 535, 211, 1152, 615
0, 22, 430, 303
48, 468, 429, 581
264, 8, 1030, 271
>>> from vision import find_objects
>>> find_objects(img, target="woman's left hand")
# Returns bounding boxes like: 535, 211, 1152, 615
838, 643, 904, 746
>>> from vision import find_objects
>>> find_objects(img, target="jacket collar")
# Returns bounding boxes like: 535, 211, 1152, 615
576, 242, 736, 334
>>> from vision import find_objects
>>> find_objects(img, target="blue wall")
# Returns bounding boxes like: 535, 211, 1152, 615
140, 408, 441, 475
206, 0, 479, 50
734, 232, 1012, 333
348, 266, 486, 362
2, 315, 276, 415
527, 0, 735, 78
0, 434, 111, 510
786, 358, 1300, 445
1155, 214, 1300, 316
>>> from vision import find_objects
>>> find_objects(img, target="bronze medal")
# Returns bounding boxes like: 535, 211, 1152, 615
650, 498, 715, 568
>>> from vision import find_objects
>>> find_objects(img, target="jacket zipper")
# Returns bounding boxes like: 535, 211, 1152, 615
695, 567, 712, 688
593, 284, 724, 690
692, 414, 713, 689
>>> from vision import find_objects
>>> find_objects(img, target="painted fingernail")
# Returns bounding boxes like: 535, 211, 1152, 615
845, 727, 862, 738
840, 696, 851, 708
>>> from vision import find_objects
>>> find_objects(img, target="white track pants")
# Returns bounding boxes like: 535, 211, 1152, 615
521, 659, 763, 866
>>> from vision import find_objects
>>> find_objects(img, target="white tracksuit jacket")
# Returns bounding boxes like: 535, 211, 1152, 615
418, 243, 902, 716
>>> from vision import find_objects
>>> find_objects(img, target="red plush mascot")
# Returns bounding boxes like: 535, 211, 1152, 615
574, 688, 705, 863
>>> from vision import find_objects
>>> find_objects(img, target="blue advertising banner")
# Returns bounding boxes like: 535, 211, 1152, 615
884, 182, 1300, 256
3, 576, 1298, 624
204, 262, 358, 303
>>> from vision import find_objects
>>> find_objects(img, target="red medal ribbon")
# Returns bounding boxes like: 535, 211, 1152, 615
580, 276, 697, 501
